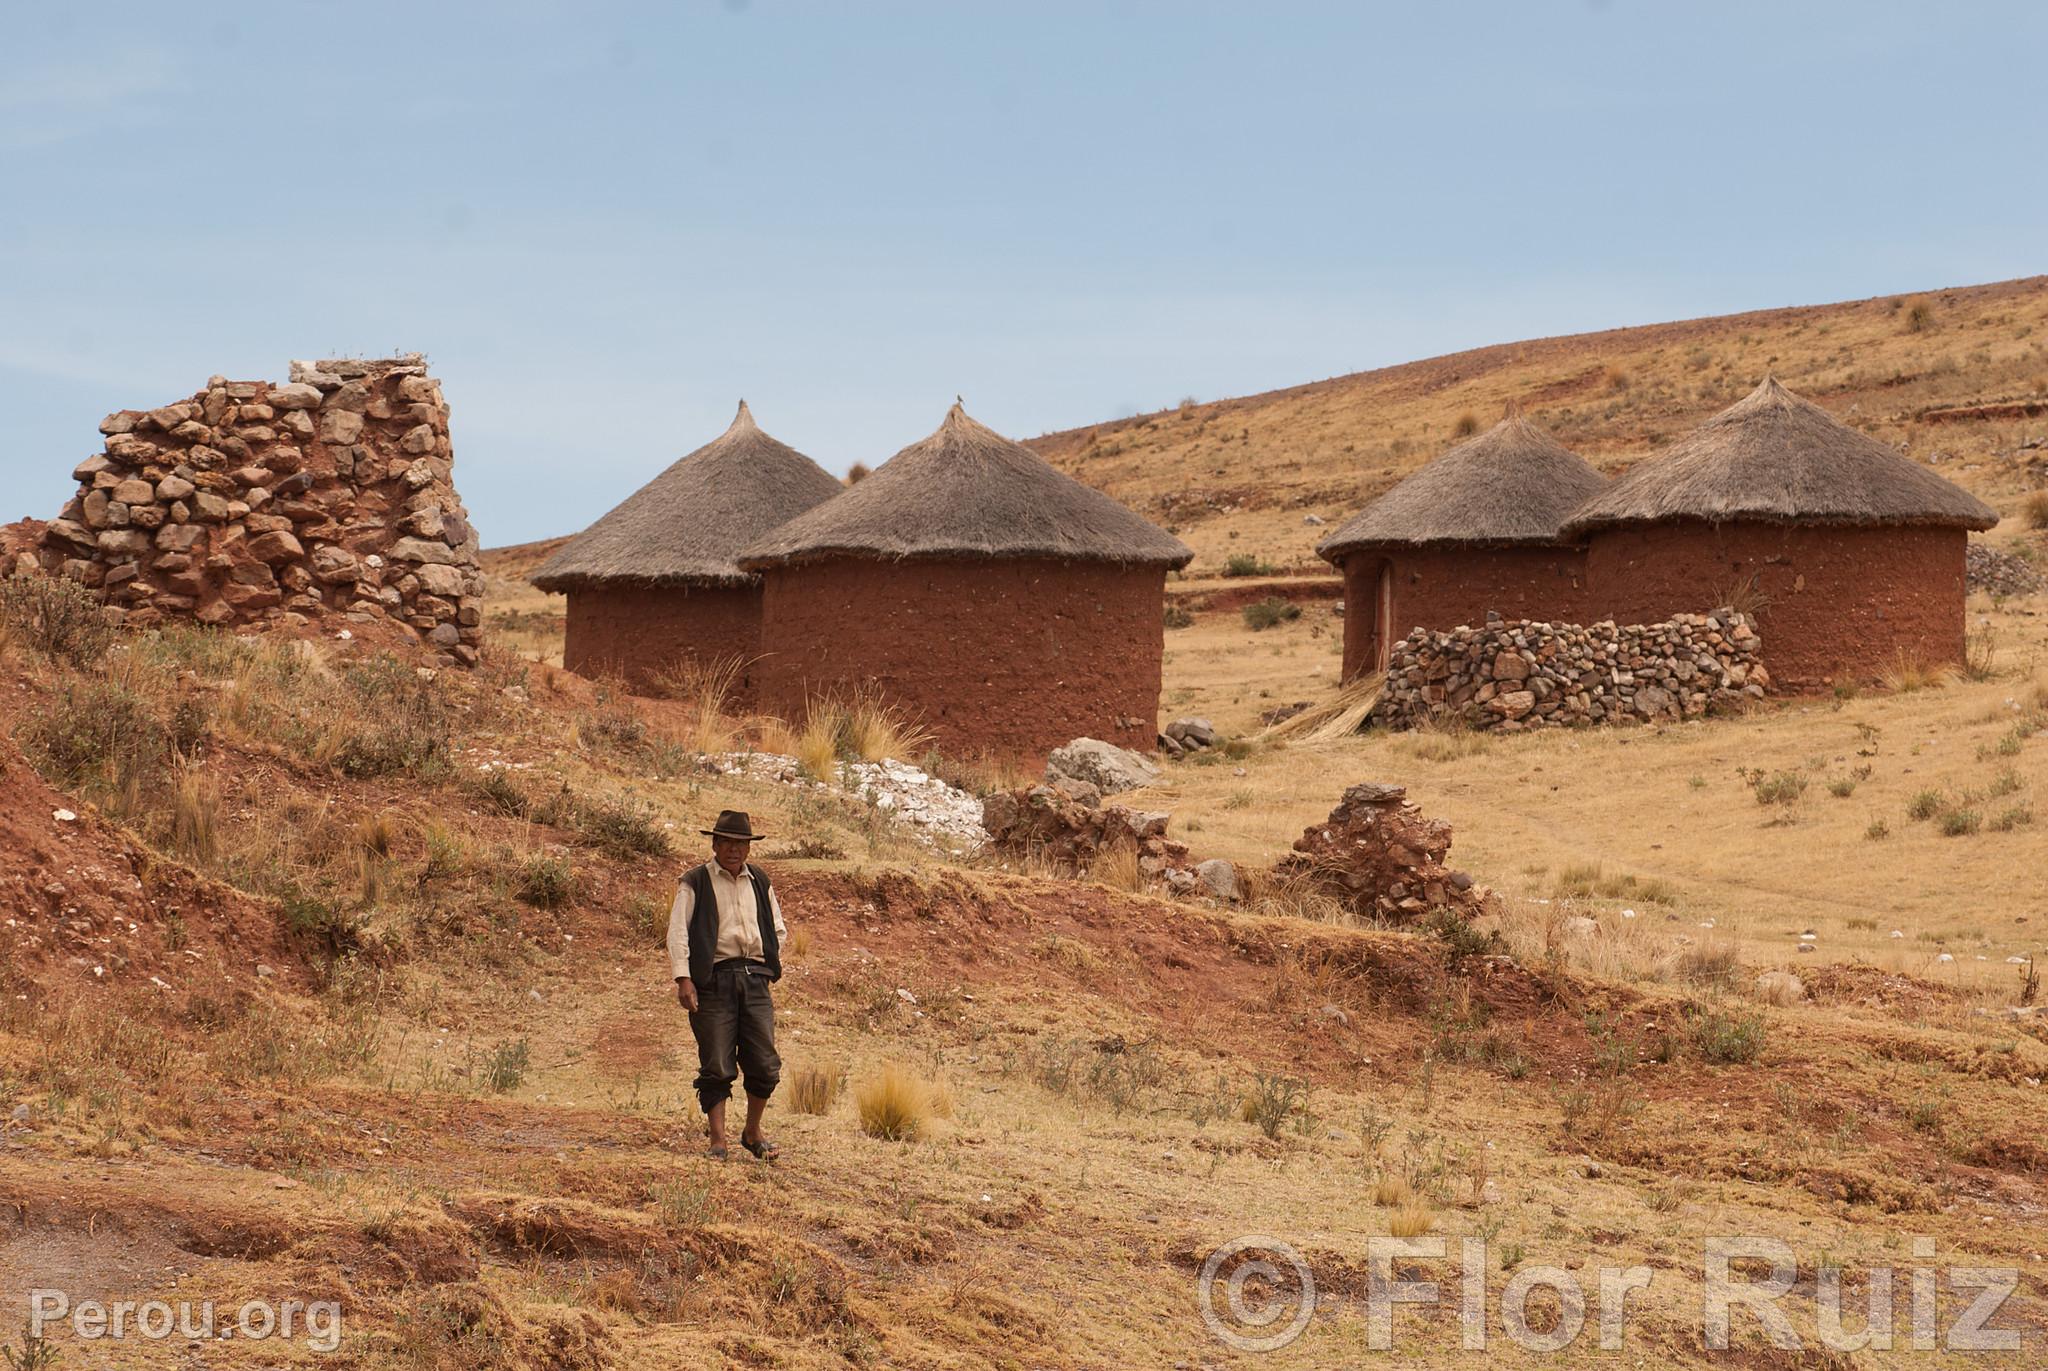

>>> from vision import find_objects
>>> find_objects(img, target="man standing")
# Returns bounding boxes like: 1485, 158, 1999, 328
669, 810, 785, 1159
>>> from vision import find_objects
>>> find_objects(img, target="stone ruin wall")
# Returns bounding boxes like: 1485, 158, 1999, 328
1375, 611, 1770, 733
27, 356, 484, 664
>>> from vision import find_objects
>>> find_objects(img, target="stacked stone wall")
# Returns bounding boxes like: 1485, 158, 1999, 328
31, 356, 482, 664
1375, 611, 1769, 732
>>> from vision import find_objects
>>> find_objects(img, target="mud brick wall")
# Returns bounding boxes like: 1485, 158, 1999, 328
1334, 544, 1592, 681
1375, 611, 1768, 732
35, 356, 484, 664
1581, 521, 1968, 691
754, 557, 1167, 764
561, 583, 764, 704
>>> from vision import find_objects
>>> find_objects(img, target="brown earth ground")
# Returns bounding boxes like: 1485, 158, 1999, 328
4, 280, 2048, 1367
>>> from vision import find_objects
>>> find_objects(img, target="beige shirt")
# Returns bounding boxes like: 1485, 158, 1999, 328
667, 862, 787, 980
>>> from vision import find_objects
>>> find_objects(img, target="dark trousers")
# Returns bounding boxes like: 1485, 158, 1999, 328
689, 960, 780, 1112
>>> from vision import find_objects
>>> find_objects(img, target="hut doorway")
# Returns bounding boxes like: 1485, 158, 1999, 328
1374, 559, 1394, 673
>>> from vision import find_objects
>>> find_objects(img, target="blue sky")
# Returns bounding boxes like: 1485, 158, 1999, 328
3, 2, 2043, 545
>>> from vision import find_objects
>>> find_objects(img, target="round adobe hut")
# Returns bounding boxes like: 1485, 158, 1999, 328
737, 403, 1194, 763
530, 401, 844, 700
1316, 415, 1609, 680
1562, 378, 1999, 689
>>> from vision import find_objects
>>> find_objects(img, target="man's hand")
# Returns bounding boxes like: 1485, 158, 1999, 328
676, 977, 698, 1012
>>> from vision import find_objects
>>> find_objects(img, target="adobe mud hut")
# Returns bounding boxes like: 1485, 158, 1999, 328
738, 402, 1193, 763
1563, 378, 1999, 688
530, 401, 843, 699
1317, 415, 1608, 680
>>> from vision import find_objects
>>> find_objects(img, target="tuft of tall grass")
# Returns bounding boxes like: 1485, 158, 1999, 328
2023, 491, 2048, 531
1388, 1204, 1436, 1238
854, 1063, 933, 1141
1370, 1175, 1415, 1208
168, 766, 219, 861
651, 656, 748, 753
788, 1064, 840, 1116
1088, 840, 1144, 893
1962, 630, 1999, 682
1880, 650, 1954, 694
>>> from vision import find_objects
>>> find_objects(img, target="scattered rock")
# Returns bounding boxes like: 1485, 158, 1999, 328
1965, 540, 2044, 597
1756, 970, 1806, 1005
1195, 857, 1240, 903
982, 784, 1194, 881
1045, 737, 1162, 795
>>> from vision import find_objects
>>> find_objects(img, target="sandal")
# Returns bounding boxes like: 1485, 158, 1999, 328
705, 1144, 729, 1160
740, 1136, 780, 1160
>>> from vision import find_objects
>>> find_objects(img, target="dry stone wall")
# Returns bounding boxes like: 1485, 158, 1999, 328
30, 356, 483, 664
1375, 611, 1769, 732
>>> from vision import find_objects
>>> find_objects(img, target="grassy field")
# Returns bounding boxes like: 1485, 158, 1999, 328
1151, 584, 2048, 997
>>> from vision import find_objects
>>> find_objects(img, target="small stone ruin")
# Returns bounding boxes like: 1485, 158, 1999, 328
1274, 782, 1488, 924
25, 356, 483, 665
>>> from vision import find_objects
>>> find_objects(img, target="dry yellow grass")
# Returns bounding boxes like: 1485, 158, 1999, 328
1146, 594, 2048, 990
787, 1063, 839, 1115
1371, 1174, 1415, 1207
854, 1062, 933, 1141
1388, 1203, 1436, 1238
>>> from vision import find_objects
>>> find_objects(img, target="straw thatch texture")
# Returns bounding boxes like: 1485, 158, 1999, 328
738, 403, 1192, 570
530, 401, 844, 591
1316, 415, 1608, 562
1563, 378, 1999, 536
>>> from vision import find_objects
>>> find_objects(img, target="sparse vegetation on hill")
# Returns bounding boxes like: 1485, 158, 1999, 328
1028, 275, 2048, 573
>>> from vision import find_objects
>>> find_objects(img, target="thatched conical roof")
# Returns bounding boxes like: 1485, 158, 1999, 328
1316, 414, 1608, 563
1563, 378, 1999, 536
737, 403, 1193, 571
530, 401, 845, 591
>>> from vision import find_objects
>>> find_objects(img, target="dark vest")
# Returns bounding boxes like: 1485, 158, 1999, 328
682, 862, 780, 985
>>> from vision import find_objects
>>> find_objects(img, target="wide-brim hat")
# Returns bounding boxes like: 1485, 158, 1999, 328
700, 809, 763, 841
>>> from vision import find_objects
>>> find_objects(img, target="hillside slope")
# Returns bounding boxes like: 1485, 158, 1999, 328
2, 615, 2043, 1367
1026, 276, 2048, 573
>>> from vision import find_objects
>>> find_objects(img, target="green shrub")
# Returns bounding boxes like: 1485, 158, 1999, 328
1906, 789, 1945, 821
330, 658, 451, 778
1938, 807, 1982, 837
469, 768, 531, 818
1422, 908, 1500, 968
517, 855, 575, 909
1688, 1007, 1767, 1065
1242, 597, 1302, 631
0, 573, 119, 666
1240, 1073, 1305, 1140
483, 1038, 531, 1092
280, 889, 367, 959
1162, 604, 1194, 630
1222, 553, 1275, 578
1742, 769, 1806, 806
576, 794, 672, 859
18, 679, 166, 789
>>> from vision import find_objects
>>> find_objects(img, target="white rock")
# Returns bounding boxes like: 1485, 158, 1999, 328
52, 809, 77, 823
